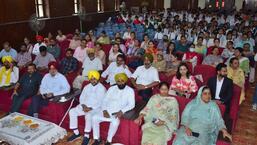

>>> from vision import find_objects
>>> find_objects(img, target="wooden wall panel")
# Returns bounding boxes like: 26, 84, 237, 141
83, 0, 98, 13
125, 0, 164, 10
104, 0, 115, 11
49, 0, 74, 17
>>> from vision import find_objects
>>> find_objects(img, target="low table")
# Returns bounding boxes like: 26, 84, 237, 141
0, 112, 67, 145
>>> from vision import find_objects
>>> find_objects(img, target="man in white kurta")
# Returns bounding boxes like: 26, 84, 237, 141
28, 62, 70, 117
92, 73, 135, 144
131, 54, 160, 101
68, 70, 106, 145
101, 54, 132, 85
72, 48, 103, 89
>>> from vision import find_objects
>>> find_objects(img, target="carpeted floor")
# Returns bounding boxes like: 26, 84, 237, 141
1, 84, 257, 145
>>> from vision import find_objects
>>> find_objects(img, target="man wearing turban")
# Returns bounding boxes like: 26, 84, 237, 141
28, 61, 70, 118
131, 53, 160, 101
68, 70, 106, 144
0, 56, 19, 88
72, 48, 103, 89
32, 35, 46, 55
92, 73, 135, 145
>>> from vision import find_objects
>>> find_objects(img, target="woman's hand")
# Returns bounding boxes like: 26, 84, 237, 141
134, 114, 144, 125
155, 120, 165, 126
221, 128, 232, 142
185, 127, 192, 136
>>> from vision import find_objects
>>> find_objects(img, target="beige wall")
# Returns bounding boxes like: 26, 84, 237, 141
164, 0, 171, 9
198, 0, 206, 9
235, 0, 243, 11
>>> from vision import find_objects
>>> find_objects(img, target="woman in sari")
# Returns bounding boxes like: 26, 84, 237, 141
135, 82, 179, 145
227, 57, 245, 104
173, 86, 232, 145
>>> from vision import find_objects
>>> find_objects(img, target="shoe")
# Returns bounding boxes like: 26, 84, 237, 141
67, 134, 80, 142
81, 137, 90, 145
92, 139, 101, 145
252, 104, 257, 111
105, 142, 111, 145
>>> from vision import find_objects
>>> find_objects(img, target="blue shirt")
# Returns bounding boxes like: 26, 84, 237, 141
0, 48, 17, 60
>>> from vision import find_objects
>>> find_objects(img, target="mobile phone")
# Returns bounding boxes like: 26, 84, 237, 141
192, 132, 200, 137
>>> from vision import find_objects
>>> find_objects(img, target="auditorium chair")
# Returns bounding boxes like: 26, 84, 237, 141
206, 46, 224, 55
230, 84, 241, 131
193, 64, 216, 84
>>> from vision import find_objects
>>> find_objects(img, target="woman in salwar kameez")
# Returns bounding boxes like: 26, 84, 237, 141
173, 86, 232, 145
134, 82, 179, 145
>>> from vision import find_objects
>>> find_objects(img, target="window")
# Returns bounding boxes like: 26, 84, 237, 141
115, 0, 120, 11
35, 0, 44, 17
74, 0, 80, 14
97, 0, 104, 12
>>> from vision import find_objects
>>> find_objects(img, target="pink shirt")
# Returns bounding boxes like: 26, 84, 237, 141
170, 75, 198, 93
73, 46, 88, 62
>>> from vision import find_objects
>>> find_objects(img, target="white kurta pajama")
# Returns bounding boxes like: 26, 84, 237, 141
92, 85, 135, 142
69, 83, 106, 133
101, 62, 132, 85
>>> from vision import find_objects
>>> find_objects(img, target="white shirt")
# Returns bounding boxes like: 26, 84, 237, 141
101, 62, 132, 85
79, 83, 106, 110
40, 73, 70, 96
0, 66, 19, 87
32, 43, 46, 55
131, 66, 160, 86
123, 32, 131, 40
215, 77, 224, 100
101, 85, 135, 115
56, 35, 67, 42
154, 32, 164, 40
82, 57, 103, 77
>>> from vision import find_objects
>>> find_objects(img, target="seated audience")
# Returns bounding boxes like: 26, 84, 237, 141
175, 35, 190, 53
97, 31, 111, 45
125, 32, 137, 54
207, 63, 233, 111
127, 40, 144, 56
73, 39, 88, 62
140, 34, 150, 50
145, 41, 158, 60
123, 26, 132, 40
173, 86, 232, 145
109, 43, 122, 63
33, 46, 56, 71
68, 70, 106, 144
92, 73, 135, 145
73, 48, 103, 89
95, 43, 106, 65
84, 34, 94, 48
69, 34, 81, 50
59, 49, 78, 75
194, 36, 207, 55
10, 63, 42, 113
166, 53, 181, 76
169, 63, 198, 98
202, 47, 223, 67
182, 44, 198, 68
152, 52, 166, 72
135, 82, 179, 145
102, 54, 131, 85
0, 56, 19, 88
47, 39, 61, 59
221, 41, 235, 59
227, 47, 250, 76
88, 30, 96, 43
56, 30, 67, 42
16, 43, 32, 69
227, 57, 245, 104
28, 62, 70, 117
115, 37, 126, 54
131, 54, 160, 101
32, 35, 46, 56
24, 37, 34, 54
0, 42, 17, 61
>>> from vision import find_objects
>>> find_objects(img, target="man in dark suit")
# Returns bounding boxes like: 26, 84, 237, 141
207, 63, 233, 110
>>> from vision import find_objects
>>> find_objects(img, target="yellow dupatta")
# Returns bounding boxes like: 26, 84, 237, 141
0, 66, 12, 86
